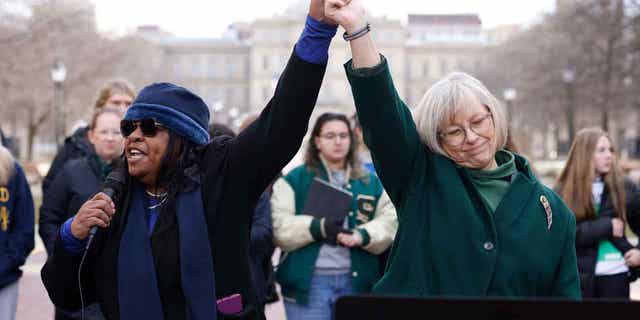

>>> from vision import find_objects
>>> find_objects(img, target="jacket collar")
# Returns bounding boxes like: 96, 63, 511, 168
318, 154, 351, 185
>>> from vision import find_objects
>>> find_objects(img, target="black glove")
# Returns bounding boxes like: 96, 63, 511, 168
323, 217, 345, 245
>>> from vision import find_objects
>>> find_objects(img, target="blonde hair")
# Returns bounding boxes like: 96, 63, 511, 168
94, 79, 136, 109
556, 128, 626, 222
0, 145, 15, 186
413, 72, 508, 157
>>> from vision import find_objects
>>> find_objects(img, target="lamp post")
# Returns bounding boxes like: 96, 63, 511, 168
50, 60, 67, 146
503, 88, 517, 128
562, 68, 576, 146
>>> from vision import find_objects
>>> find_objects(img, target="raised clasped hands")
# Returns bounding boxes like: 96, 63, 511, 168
322, 0, 367, 33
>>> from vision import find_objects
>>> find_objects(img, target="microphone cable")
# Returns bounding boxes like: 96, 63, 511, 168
78, 243, 91, 320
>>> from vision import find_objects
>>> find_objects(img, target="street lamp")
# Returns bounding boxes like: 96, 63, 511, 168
562, 68, 576, 146
503, 88, 517, 127
50, 60, 67, 146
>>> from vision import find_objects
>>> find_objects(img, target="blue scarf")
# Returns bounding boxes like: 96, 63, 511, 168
118, 182, 217, 320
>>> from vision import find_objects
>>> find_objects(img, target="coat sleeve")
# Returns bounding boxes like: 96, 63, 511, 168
271, 178, 317, 252
551, 213, 581, 299
250, 192, 274, 261
356, 190, 397, 255
0, 164, 35, 274
41, 238, 98, 310
344, 57, 424, 209
575, 217, 612, 248
226, 49, 327, 201
42, 142, 75, 195
38, 164, 73, 256
625, 179, 640, 238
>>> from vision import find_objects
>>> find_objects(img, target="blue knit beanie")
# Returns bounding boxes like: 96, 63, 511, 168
124, 83, 210, 145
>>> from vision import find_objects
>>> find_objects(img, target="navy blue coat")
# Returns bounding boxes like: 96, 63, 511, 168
39, 156, 105, 256
249, 192, 274, 306
0, 163, 35, 289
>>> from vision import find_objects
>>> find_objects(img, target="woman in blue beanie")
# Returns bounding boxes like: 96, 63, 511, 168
41, 1, 338, 319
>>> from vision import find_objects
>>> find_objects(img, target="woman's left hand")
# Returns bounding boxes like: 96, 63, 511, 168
624, 248, 640, 267
337, 231, 363, 248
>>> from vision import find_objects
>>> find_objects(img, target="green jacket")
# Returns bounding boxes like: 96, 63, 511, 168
343, 58, 581, 299
271, 163, 397, 304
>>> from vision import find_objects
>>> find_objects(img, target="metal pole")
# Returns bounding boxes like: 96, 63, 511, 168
54, 82, 62, 146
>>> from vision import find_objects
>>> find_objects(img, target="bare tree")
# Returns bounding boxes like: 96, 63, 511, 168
0, 0, 162, 160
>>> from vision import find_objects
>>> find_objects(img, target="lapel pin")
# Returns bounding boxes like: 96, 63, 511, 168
540, 195, 552, 230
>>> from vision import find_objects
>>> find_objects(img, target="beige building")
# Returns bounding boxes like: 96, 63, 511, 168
138, 3, 520, 127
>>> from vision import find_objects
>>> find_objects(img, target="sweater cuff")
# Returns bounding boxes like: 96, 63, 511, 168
356, 228, 371, 247
60, 217, 87, 255
310, 217, 324, 241
345, 55, 387, 77
295, 15, 337, 64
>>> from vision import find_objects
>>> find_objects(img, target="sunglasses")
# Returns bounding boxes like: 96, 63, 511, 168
120, 118, 165, 138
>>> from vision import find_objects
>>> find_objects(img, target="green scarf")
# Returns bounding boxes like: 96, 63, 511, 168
467, 150, 517, 213
93, 154, 113, 180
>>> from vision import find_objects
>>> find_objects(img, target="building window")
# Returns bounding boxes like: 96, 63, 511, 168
263, 85, 270, 101
263, 55, 269, 71
208, 56, 217, 78
440, 59, 448, 76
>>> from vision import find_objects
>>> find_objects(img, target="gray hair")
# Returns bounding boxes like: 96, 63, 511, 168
0, 145, 15, 186
412, 72, 508, 157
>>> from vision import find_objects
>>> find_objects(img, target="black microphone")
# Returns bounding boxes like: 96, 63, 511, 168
84, 169, 126, 251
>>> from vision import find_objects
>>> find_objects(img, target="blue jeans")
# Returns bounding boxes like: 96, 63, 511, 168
0, 280, 18, 320
284, 273, 353, 320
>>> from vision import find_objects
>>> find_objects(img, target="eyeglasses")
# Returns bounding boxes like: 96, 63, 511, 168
438, 113, 493, 147
94, 129, 122, 138
319, 132, 350, 141
120, 118, 165, 138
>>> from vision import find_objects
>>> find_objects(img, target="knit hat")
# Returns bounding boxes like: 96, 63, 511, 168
124, 83, 210, 145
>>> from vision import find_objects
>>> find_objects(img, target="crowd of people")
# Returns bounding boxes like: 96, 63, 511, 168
1, 0, 640, 320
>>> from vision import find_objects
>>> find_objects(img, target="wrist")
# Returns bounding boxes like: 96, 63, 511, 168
344, 19, 367, 35
70, 219, 86, 240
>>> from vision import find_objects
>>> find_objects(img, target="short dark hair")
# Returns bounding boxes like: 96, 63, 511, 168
208, 123, 236, 138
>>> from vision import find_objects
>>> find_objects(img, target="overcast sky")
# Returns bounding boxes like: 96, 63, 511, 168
91, 0, 557, 38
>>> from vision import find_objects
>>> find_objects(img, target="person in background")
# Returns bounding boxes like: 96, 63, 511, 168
350, 114, 375, 175
556, 128, 640, 299
42, 79, 135, 194
209, 123, 236, 139
39, 108, 123, 320
324, 0, 580, 298
41, 1, 334, 319
0, 127, 8, 149
0, 144, 35, 320
271, 112, 397, 320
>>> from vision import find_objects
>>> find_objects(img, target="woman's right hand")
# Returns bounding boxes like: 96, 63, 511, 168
70, 192, 115, 240
324, 0, 366, 34
612, 217, 624, 238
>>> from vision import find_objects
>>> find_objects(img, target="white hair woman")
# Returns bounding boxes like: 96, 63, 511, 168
324, 0, 580, 298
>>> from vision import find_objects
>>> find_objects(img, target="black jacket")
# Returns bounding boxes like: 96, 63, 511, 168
41, 51, 326, 320
42, 126, 94, 195
575, 179, 640, 278
38, 155, 106, 256
249, 192, 274, 306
